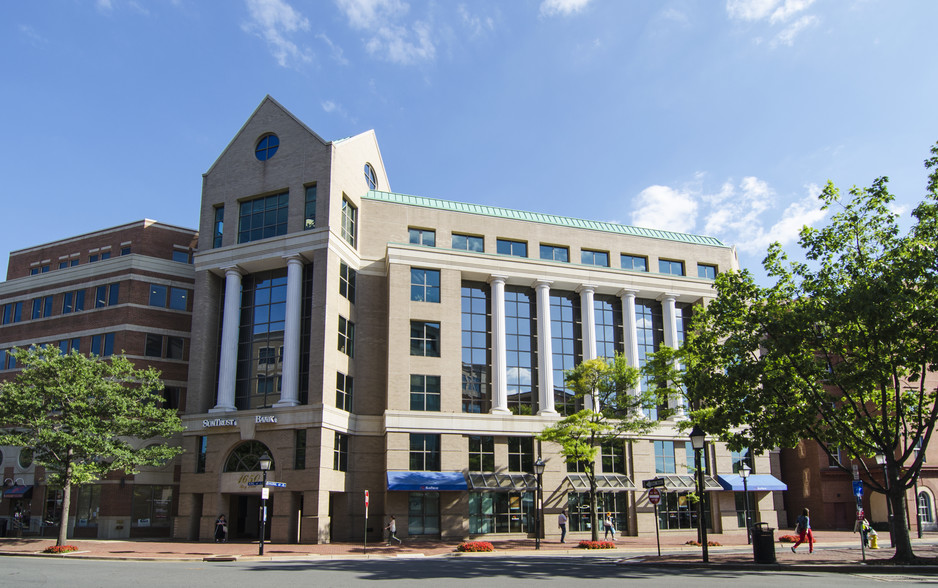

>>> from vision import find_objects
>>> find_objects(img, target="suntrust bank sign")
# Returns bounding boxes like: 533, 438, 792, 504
202, 415, 278, 428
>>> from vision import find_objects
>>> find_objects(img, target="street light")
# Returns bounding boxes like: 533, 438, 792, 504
534, 457, 546, 550
258, 452, 272, 556
740, 462, 752, 545
875, 452, 894, 548
689, 424, 708, 563
913, 440, 924, 539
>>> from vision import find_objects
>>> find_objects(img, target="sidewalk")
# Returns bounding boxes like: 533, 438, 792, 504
1, 530, 936, 573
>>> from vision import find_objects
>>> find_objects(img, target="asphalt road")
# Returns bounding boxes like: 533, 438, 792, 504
5, 555, 938, 588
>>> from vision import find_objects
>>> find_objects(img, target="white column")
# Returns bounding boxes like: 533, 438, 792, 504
211, 267, 242, 413
577, 284, 597, 411
274, 255, 303, 407
535, 280, 556, 415
618, 289, 641, 403
489, 275, 511, 414
660, 293, 685, 418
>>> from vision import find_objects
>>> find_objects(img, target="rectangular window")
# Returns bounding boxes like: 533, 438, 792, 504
166, 336, 185, 360
196, 436, 207, 473
2, 302, 23, 325
145, 333, 164, 357
40, 264, 50, 273
31, 298, 42, 319
452, 233, 483, 252
32, 295, 54, 319
304, 185, 316, 230
505, 287, 536, 415
654, 441, 676, 474
621, 254, 648, 272
70, 258, 79, 267
341, 197, 357, 247
213, 205, 224, 248
828, 446, 842, 468
74, 485, 101, 528
121, 246, 131, 256
551, 292, 582, 416
62, 292, 73, 314
508, 437, 534, 473
339, 262, 356, 303
539, 244, 569, 262
409, 433, 441, 471
89, 254, 99, 263
95, 283, 119, 308
334, 433, 349, 472
338, 316, 355, 357
294, 429, 307, 470
131, 485, 173, 529
169, 287, 188, 310
496, 238, 527, 258
162, 386, 181, 410
469, 491, 534, 534
90, 333, 115, 357
58, 338, 80, 354
567, 492, 628, 533
234, 269, 290, 410
602, 441, 626, 474
59, 261, 68, 269
594, 295, 623, 360
581, 249, 609, 267
410, 321, 441, 357
336, 372, 353, 412
409, 228, 436, 247
410, 268, 441, 303
172, 250, 191, 263
258, 347, 277, 364
238, 192, 289, 244
462, 283, 491, 414
468, 436, 495, 472
732, 448, 754, 473
100, 251, 111, 260
658, 491, 711, 530
410, 374, 441, 411
698, 264, 717, 279
408, 491, 441, 536
659, 259, 685, 276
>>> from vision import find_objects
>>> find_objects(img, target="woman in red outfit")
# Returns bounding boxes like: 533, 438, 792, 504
791, 508, 814, 553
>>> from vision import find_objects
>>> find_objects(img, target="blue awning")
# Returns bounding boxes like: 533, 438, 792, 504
2, 485, 33, 499
387, 471, 468, 491
717, 474, 787, 492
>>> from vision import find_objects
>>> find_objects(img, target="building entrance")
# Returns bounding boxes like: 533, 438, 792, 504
228, 494, 273, 540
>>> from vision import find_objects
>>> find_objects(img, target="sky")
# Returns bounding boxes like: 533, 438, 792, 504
3, 0, 938, 283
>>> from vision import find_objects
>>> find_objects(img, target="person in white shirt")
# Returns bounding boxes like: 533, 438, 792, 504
558, 509, 568, 543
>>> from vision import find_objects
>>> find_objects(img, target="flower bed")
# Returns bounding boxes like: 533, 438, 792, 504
684, 540, 722, 547
777, 534, 801, 543
456, 541, 494, 552
578, 540, 616, 549
43, 545, 79, 554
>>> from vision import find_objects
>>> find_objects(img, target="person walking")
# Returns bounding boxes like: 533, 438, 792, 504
385, 515, 402, 546
558, 509, 568, 543
214, 514, 228, 543
791, 508, 814, 553
603, 512, 615, 540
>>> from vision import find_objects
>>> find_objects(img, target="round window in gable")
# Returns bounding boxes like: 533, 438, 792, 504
19, 448, 33, 469
364, 163, 378, 190
255, 134, 280, 161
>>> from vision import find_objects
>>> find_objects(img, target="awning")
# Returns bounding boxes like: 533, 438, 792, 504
3, 485, 33, 499
468, 472, 538, 491
387, 471, 468, 491
656, 475, 723, 492
566, 473, 636, 492
717, 474, 788, 492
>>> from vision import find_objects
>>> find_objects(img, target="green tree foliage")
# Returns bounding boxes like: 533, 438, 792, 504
0, 347, 184, 546
680, 144, 938, 563
537, 353, 659, 541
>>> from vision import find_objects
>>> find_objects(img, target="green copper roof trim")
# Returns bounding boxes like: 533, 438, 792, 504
364, 191, 728, 247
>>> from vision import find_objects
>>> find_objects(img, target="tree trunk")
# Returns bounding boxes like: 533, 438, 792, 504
589, 478, 599, 542
57, 452, 73, 547
889, 482, 915, 563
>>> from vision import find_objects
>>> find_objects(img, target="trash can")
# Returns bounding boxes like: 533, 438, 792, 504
751, 522, 776, 563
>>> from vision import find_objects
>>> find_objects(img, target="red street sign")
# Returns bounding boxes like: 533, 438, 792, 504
648, 488, 661, 505
857, 509, 864, 521
365, 490, 370, 507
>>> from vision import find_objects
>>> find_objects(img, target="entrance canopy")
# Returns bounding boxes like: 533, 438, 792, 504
565, 473, 635, 492
656, 475, 723, 492
387, 471, 467, 491
717, 474, 787, 492
3, 485, 33, 499
468, 472, 538, 491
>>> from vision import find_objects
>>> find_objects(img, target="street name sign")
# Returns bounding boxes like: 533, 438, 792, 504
642, 478, 665, 489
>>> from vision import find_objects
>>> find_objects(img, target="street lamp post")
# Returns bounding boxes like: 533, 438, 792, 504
534, 458, 546, 550
875, 453, 894, 548
913, 441, 923, 539
258, 452, 272, 556
740, 462, 752, 545
689, 425, 708, 563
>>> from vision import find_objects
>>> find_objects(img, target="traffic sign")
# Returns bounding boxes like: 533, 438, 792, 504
857, 509, 865, 521
365, 490, 370, 507
853, 480, 863, 497
643, 477, 665, 489
648, 488, 661, 505
265, 481, 286, 488
247, 481, 263, 486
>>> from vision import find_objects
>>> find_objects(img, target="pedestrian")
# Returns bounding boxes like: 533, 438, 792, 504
603, 512, 615, 540
385, 515, 402, 546
558, 509, 568, 543
791, 508, 814, 553
214, 514, 228, 543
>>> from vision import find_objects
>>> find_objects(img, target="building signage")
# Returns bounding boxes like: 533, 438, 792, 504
255, 415, 278, 423
203, 418, 238, 428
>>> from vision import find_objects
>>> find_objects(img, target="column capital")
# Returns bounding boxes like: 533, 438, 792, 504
533, 279, 553, 290
221, 265, 243, 277
283, 253, 307, 265
657, 292, 679, 303
617, 288, 638, 299
488, 274, 509, 285
575, 284, 597, 295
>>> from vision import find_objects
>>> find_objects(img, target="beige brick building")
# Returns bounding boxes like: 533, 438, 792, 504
175, 96, 789, 545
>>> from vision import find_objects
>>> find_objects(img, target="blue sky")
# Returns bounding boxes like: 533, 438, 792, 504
3, 0, 937, 283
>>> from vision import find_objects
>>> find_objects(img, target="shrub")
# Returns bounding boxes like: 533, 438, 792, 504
578, 540, 616, 549
43, 545, 79, 554
456, 541, 494, 552
778, 535, 801, 543
685, 540, 700, 546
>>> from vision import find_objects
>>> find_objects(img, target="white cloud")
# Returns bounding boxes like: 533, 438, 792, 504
725, 0, 779, 21
458, 4, 495, 38
336, 0, 436, 65
772, 15, 819, 46
243, 0, 312, 68
19, 25, 48, 46
770, 0, 815, 24
317, 33, 349, 66
540, 0, 592, 18
630, 185, 699, 234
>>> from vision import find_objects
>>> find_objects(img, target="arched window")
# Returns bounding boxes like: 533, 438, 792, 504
364, 163, 377, 190
224, 441, 275, 472
18, 448, 33, 469
255, 134, 279, 161
919, 491, 934, 524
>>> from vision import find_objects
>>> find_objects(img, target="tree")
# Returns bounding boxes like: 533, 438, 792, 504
0, 347, 184, 546
680, 144, 938, 563
536, 353, 659, 541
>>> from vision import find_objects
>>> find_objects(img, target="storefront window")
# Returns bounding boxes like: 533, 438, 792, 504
468, 491, 534, 534
408, 491, 440, 536
567, 492, 628, 532
658, 490, 711, 530
132, 485, 173, 529
74, 485, 101, 528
